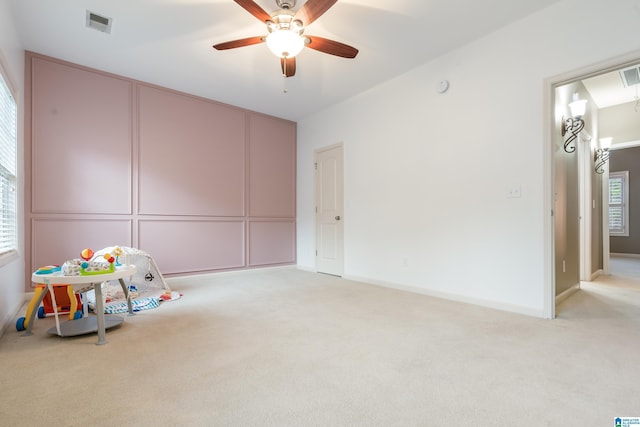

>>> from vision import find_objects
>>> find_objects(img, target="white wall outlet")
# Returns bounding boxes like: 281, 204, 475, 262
506, 185, 521, 198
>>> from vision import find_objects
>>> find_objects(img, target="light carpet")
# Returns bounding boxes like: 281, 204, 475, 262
0, 266, 639, 426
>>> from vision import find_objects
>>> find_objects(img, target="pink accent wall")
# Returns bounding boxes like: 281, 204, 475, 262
138, 85, 246, 216
32, 219, 132, 268
248, 220, 296, 266
138, 220, 245, 274
249, 114, 296, 217
25, 53, 296, 285
31, 58, 132, 214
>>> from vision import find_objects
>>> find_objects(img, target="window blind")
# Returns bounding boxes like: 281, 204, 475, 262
0, 72, 17, 256
608, 172, 627, 235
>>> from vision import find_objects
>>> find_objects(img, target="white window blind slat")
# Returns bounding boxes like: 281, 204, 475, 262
609, 171, 629, 236
0, 71, 17, 255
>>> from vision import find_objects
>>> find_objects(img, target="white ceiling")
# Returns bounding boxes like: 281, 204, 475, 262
9, 0, 563, 121
582, 67, 640, 109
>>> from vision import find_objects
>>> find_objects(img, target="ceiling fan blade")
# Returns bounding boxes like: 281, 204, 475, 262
233, 0, 272, 22
213, 36, 264, 50
294, 0, 337, 26
280, 57, 296, 77
305, 36, 358, 58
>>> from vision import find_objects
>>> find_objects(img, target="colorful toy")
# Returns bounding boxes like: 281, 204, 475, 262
80, 248, 94, 261
34, 265, 61, 275
16, 284, 82, 331
79, 260, 115, 275
159, 290, 182, 301
69, 248, 118, 276
112, 246, 124, 265
102, 252, 116, 264
17, 248, 128, 331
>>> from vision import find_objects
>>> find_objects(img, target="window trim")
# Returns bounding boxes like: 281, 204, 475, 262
609, 170, 629, 237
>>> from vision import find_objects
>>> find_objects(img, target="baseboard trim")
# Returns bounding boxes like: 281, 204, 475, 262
343, 274, 547, 318
556, 283, 580, 305
590, 269, 604, 281
165, 267, 547, 318
0, 293, 30, 340
610, 252, 640, 259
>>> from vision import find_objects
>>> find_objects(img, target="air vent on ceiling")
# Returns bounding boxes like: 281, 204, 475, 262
619, 65, 640, 87
86, 10, 112, 34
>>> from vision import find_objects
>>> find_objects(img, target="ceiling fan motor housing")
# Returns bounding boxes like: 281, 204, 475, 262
276, 0, 296, 10
267, 10, 303, 34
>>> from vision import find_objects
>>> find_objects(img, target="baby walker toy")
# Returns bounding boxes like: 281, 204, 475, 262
15, 247, 118, 331
16, 266, 82, 331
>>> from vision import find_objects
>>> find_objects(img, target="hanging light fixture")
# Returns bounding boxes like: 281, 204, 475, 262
594, 137, 612, 174
266, 29, 305, 58
561, 93, 587, 153
265, 9, 306, 60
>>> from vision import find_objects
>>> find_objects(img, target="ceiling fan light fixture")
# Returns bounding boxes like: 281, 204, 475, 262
213, 0, 359, 77
266, 30, 305, 58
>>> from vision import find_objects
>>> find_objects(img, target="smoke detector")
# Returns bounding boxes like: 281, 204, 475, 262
86, 10, 112, 34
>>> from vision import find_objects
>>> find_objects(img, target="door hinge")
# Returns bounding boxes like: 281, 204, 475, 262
314, 162, 317, 170
315, 250, 318, 256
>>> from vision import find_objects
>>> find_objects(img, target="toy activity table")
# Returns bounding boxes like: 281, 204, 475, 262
27, 265, 137, 345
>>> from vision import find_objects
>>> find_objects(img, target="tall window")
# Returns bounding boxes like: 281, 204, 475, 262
0, 69, 17, 257
609, 171, 629, 236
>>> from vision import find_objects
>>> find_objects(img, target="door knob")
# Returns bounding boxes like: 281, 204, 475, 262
335, 216, 341, 220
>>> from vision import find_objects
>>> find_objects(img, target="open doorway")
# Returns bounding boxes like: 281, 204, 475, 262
551, 56, 640, 316
606, 143, 640, 269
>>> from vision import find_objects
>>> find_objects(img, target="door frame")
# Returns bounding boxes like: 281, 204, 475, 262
544, 49, 640, 319
578, 130, 593, 282
602, 167, 611, 276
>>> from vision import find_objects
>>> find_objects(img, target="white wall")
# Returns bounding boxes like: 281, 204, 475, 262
0, 0, 25, 337
297, 0, 640, 317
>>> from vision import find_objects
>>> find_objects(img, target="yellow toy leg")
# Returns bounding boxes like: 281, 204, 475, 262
66, 285, 78, 320
23, 285, 46, 329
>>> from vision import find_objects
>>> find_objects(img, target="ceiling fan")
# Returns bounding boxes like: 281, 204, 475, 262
213, 0, 358, 78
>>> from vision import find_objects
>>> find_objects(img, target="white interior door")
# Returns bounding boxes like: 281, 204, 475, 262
315, 144, 344, 276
